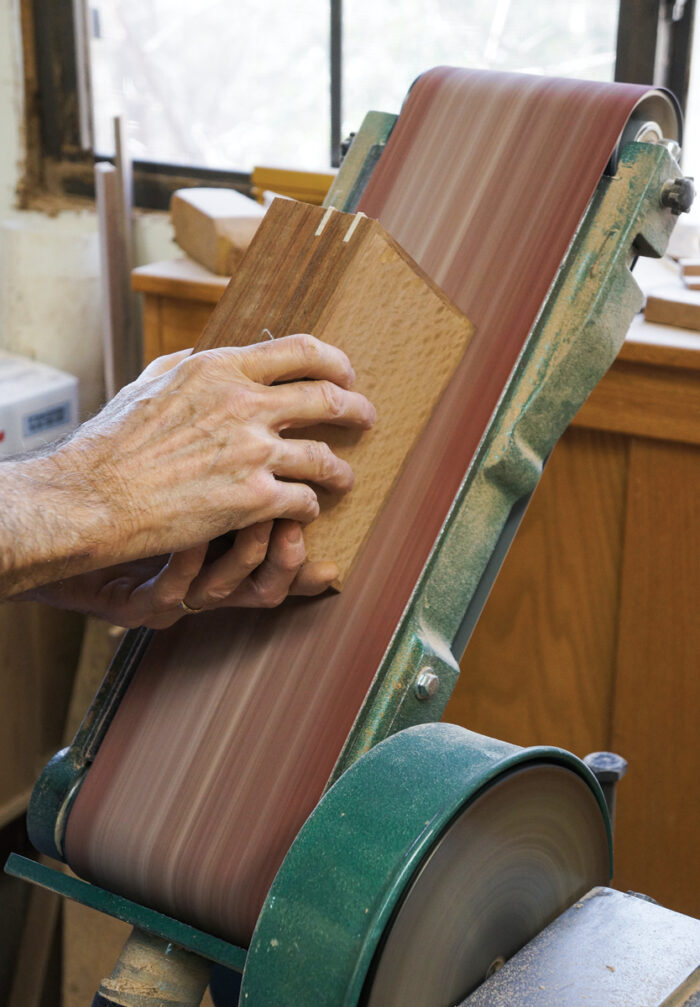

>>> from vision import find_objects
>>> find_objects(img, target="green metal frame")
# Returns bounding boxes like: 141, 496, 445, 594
4, 852, 246, 972
6, 113, 688, 987
240, 724, 611, 1005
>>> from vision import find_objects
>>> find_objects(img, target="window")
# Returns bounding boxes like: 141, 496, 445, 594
23, 1, 694, 209
89, 0, 620, 172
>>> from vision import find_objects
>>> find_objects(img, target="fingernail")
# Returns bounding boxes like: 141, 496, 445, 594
288, 525, 303, 543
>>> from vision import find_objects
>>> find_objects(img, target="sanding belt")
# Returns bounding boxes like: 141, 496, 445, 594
65, 68, 660, 946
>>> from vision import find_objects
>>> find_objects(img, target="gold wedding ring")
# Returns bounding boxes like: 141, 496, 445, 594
179, 599, 203, 614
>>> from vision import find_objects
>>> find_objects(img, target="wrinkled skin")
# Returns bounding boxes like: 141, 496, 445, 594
2, 336, 375, 627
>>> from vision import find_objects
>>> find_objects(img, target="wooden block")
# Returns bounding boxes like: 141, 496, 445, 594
196, 198, 474, 589
170, 188, 265, 275
679, 257, 700, 276
132, 258, 229, 303
251, 166, 335, 205
644, 285, 700, 331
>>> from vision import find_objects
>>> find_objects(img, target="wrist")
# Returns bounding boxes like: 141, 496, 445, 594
0, 449, 119, 598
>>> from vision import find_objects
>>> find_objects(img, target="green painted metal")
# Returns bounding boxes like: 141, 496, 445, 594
324, 111, 397, 213
240, 723, 612, 1006
4, 853, 248, 973
330, 140, 684, 781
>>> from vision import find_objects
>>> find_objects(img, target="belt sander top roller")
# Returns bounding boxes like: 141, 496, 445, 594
7, 67, 700, 1006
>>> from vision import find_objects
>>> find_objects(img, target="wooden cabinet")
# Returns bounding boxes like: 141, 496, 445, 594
133, 259, 700, 918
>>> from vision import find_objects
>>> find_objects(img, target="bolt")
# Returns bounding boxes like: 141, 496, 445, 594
414, 668, 439, 700
583, 751, 628, 784
660, 176, 695, 215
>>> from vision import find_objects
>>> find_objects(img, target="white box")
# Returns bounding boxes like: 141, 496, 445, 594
0, 351, 79, 458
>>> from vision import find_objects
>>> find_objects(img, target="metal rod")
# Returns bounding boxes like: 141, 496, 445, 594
330, 0, 342, 167
95, 928, 211, 1007
583, 751, 628, 832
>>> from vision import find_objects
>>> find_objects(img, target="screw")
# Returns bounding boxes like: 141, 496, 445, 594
414, 668, 439, 700
660, 176, 695, 215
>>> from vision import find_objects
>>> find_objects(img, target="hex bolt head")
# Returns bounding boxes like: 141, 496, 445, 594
660, 176, 695, 216
583, 751, 628, 784
414, 668, 440, 700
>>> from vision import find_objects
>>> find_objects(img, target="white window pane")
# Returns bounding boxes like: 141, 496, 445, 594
344, 1, 618, 137
91, 0, 330, 170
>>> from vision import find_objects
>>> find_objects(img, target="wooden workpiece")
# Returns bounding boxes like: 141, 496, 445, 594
170, 187, 265, 276
193, 197, 473, 588
645, 284, 700, 331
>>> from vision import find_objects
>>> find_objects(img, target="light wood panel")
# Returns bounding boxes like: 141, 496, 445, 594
611, 438, 700, 916
573, 359, 700, 446
0, 603, 82, 815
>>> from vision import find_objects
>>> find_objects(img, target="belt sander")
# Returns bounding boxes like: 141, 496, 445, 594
7, 68, 700, 1005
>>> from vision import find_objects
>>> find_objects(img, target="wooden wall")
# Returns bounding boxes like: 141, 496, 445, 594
447, 424, 700, 917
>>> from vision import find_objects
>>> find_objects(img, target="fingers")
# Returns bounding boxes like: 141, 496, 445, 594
233, 333, 357, 389
289, 560, 339, 596
133, 542, 208, 612
212, 520, 309, 609
164, 522, 337, 616
264, 380, 376, 432
183, 523, 273, 609
248, 475, 319, 525
246, 520, 306, 607
273, 439, 354, 493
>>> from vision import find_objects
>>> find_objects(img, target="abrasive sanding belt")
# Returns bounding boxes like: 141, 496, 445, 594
65, 68, 659, 945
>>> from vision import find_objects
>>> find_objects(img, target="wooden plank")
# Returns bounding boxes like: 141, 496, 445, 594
113, 116, 143, 386
645, 286, 700, 331
131, 259, 229, 303
95, 162, 126, 400
445, 428, 629, 758
195, 198, 474, 588
611, 437, 700, 916
620, 315, 700, 371
573, 359, 700, 446
250, 166, 335, 204
170, 188, 265, 275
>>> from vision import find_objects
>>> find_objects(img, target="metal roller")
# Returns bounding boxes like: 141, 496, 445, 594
607, 88, 682, 172
361, 763, 610, 1007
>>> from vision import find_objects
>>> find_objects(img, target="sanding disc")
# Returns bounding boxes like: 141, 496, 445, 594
361, 762, 609, 1007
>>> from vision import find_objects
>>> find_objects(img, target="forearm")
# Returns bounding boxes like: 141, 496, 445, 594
0, 451, 116, 600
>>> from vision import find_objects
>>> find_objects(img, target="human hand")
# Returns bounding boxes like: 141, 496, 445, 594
29, 520, 337, 629
37, 334, 374, 574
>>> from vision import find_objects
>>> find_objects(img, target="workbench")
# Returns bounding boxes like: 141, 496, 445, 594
132, 255, 700, 920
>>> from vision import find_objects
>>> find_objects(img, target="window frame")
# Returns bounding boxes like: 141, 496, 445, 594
20, 0, 694, 212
